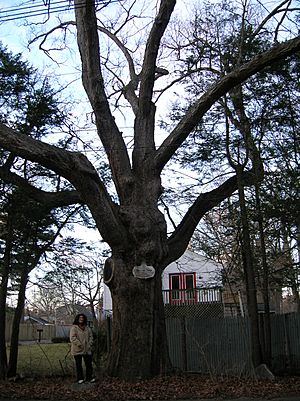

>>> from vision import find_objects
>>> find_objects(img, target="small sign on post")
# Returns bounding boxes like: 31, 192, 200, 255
37, 328, 43, 343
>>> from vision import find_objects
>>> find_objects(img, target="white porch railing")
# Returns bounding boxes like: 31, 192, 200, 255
162, 287, 222, 305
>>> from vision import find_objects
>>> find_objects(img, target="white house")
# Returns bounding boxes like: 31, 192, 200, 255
102, 249, 222, 316
162, 249, 222, 305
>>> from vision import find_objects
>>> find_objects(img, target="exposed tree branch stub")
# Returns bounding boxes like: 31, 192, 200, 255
154, 66, 221, 103
154, 35, 300, 173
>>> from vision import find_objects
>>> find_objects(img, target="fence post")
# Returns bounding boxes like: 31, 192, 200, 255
283, 313, 291, 370
259, 313, 266, 361
181, 317, 187, 371
106, 316, 112, 351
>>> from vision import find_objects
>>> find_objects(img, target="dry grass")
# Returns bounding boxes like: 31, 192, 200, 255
13, 342, 74, 377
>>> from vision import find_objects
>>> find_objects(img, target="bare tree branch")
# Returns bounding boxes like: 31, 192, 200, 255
154, 35, 300, 173
164, 171, 255, 266
28, 20, 76, 62
274, 0, 292, 42
251, 0, 292, 39
139, 0, 176, 106
0, 167, 82, 208
97, 25, 139, 112
74, 0, 133, 203
155, 66, 221, 102
0, 122, 127, 248
133, 0, 176, 170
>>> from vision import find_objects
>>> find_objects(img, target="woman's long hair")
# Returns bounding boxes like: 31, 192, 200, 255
73, 313, 88, 326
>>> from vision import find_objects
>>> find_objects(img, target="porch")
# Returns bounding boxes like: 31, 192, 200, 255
162, 287, 222, 305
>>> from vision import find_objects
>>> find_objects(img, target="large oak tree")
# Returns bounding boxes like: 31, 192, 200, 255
0, 0, 300, 380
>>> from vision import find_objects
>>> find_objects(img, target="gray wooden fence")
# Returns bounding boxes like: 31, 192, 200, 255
5, 323, 56, 342
6, 312, 300, 377
5, 323, 71, 342
166, 313, 300, 376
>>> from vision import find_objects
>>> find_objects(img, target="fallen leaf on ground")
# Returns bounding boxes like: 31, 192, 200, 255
0, 373, 300, 400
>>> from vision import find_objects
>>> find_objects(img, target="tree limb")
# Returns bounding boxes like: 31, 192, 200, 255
132, 0, 176, 170
251, 0, 291, 39
97, 25, 139, 113
139, 0, 176, 107
0, 122, 127, 248
74, 0, 133, 202
164, 170, 255, 266
0, 167, 82, 208
154, 35, 300, 172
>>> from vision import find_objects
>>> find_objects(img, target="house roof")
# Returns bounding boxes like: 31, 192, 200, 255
55, 304, 93, 321
24, 316, 51, 325
163, 249, 222, 287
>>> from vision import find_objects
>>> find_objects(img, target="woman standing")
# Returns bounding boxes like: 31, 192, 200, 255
70, 313, 95, 384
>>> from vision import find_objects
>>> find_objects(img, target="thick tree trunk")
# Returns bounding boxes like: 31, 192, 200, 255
254, 183, 272, 365
237, 176, 262, 368
106, 257, 171, 380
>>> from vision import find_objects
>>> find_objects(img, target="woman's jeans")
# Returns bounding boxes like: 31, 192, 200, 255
74, 354, 93, 381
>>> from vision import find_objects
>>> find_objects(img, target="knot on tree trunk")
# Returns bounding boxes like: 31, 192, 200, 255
118, 204, 168, 267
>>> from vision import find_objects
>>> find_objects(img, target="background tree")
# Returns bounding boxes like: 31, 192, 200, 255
162, 0, 300, 369
28, 285, 63, 322
0, 0, 299, 380
0, 43, 84, 379
6, 195, 80, 378
31, 237, 104, 325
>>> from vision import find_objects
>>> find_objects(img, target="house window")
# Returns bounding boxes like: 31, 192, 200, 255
170, 275, 180, 303
185, 274, 195, 301
169, 272, 197, 305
